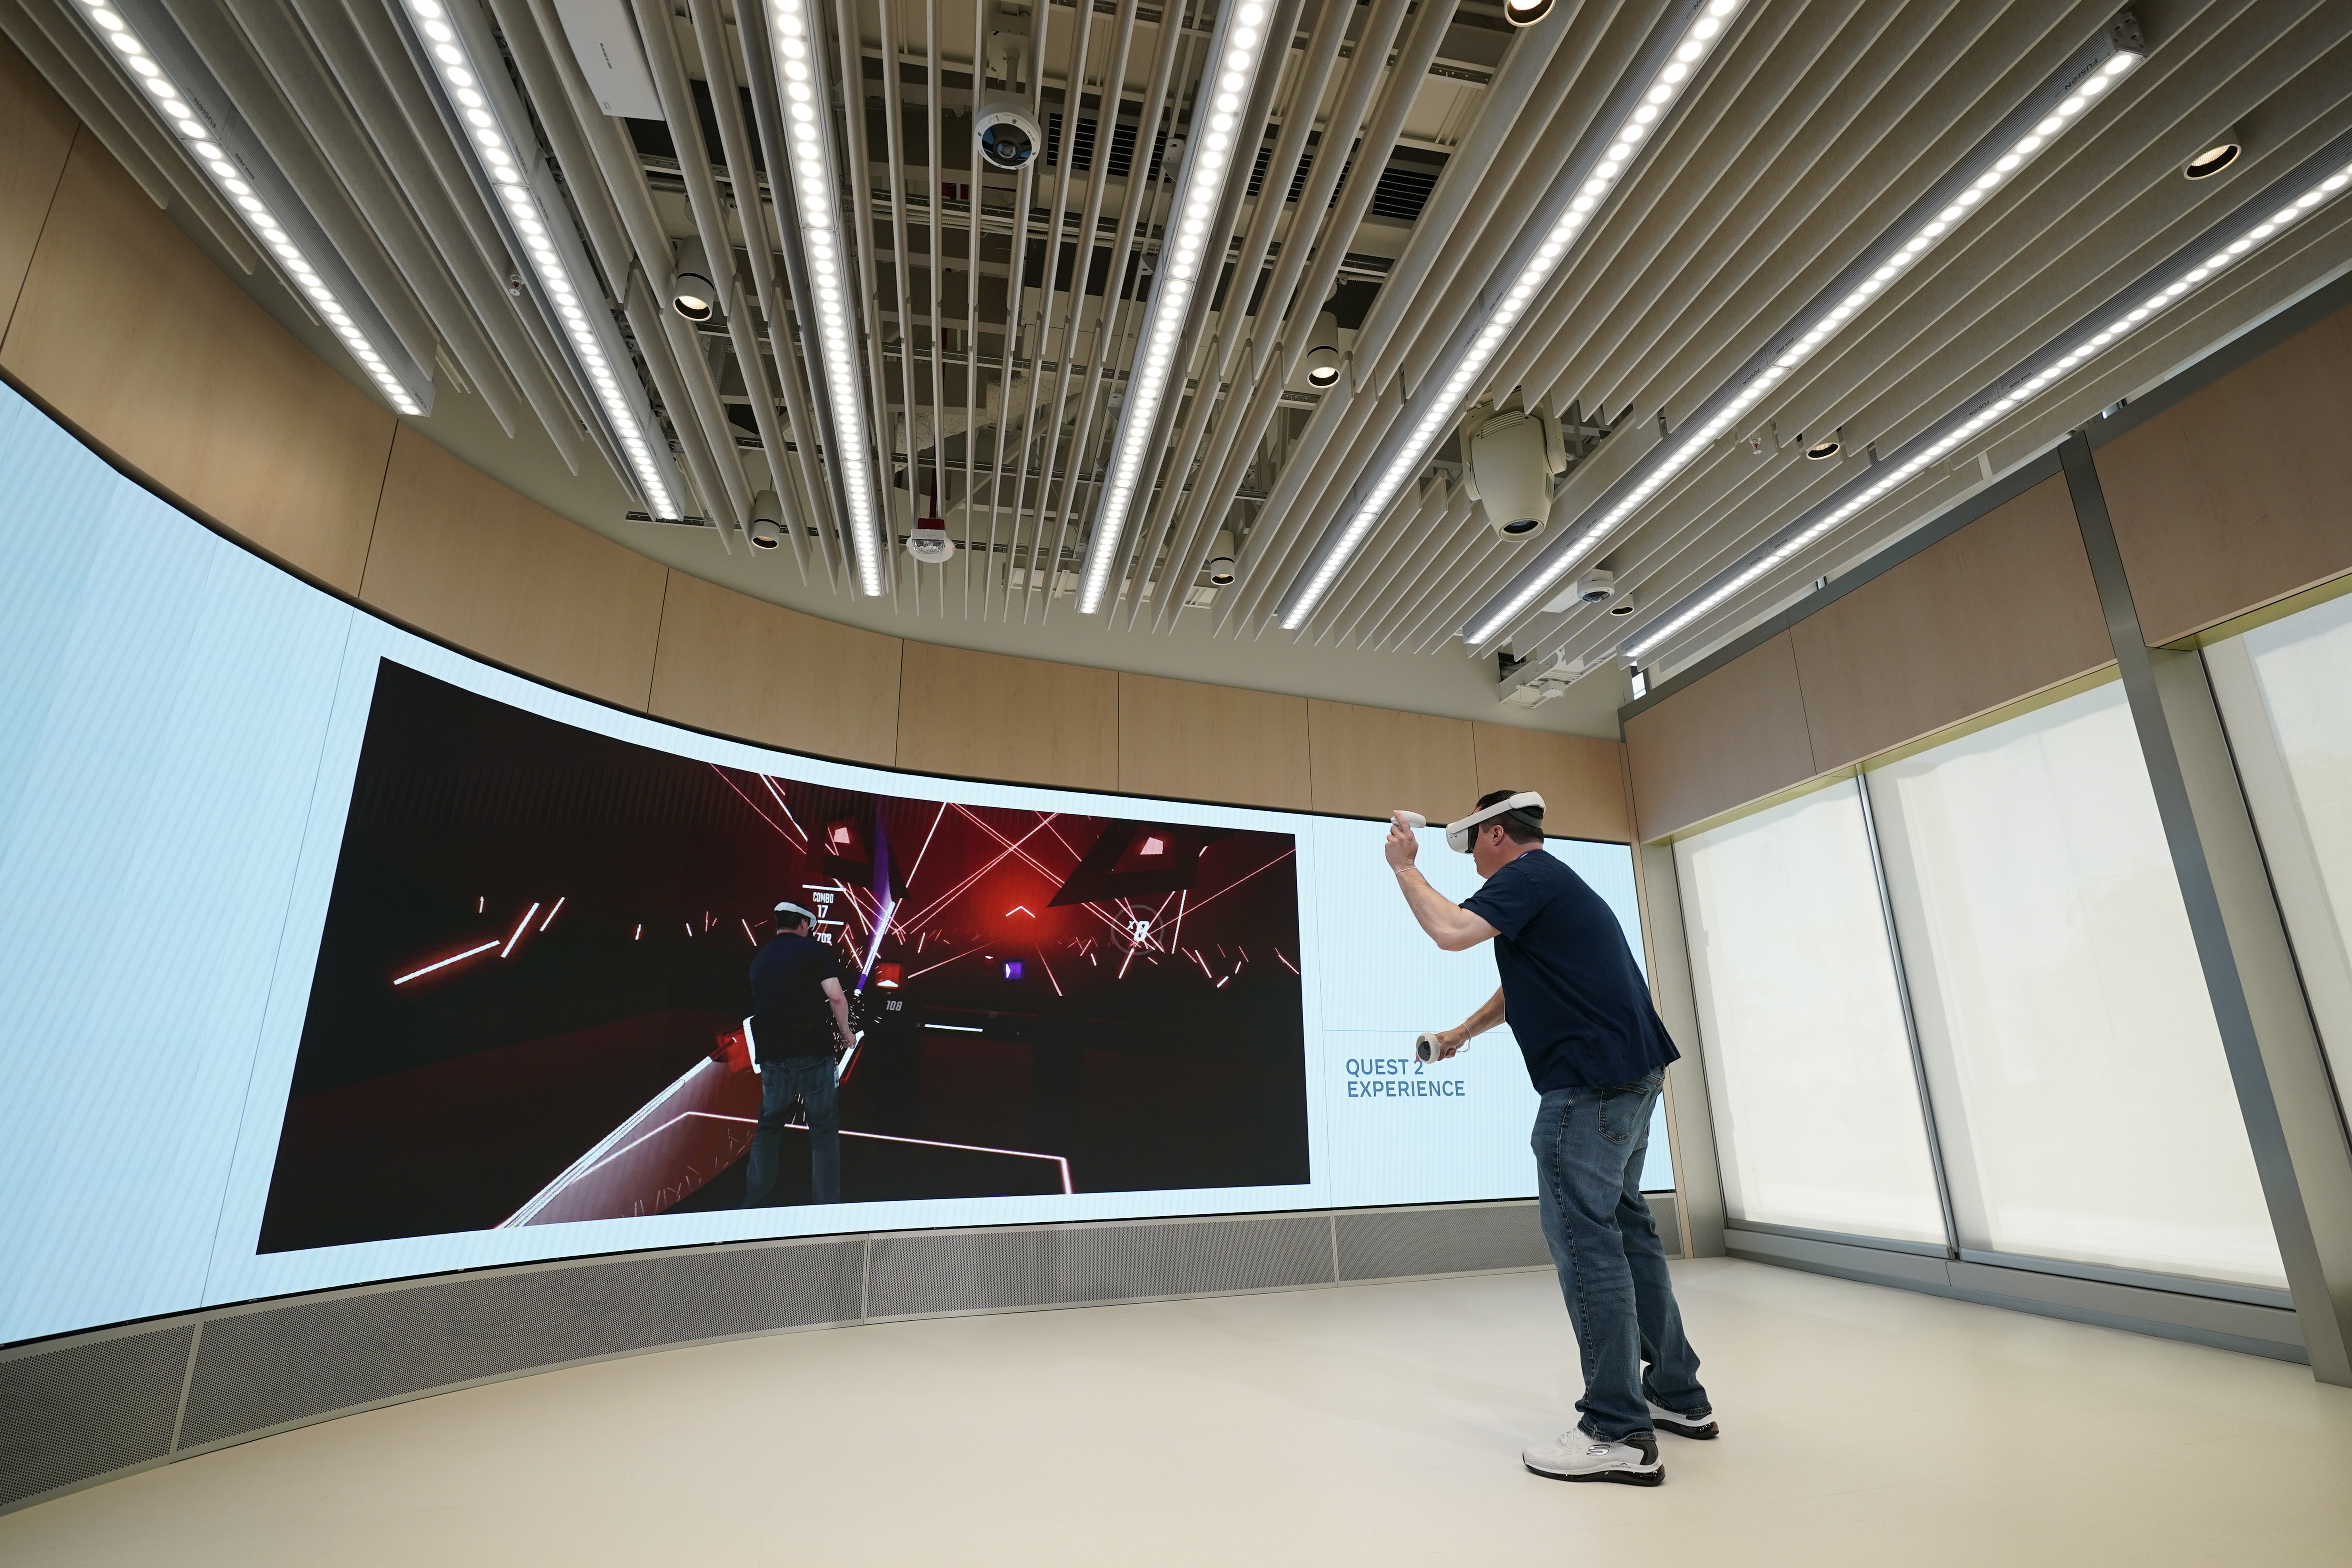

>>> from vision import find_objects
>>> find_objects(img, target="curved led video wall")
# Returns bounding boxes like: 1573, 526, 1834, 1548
0, 383, 1656, 1347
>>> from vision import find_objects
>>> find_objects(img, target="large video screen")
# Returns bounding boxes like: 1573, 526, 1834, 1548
0, 382, 1660, 1346
264, 661, 1307, 1250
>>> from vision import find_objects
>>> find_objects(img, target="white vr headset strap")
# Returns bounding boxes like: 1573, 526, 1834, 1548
1443, 791, 1546, 853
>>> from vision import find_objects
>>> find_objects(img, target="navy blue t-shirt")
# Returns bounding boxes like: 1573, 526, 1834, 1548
1460, 848, 1678, 1093
747, 932, 843, 1061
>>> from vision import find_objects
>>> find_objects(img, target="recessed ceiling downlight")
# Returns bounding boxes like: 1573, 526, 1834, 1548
1804, 436, 1842, 460
2185, 141, 2242, 180
1502, 0, 1553, 26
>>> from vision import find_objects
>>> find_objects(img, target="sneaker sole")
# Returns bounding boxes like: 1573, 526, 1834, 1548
1655, 1418, 1718, 1440
1524, 1461, 1665, 1487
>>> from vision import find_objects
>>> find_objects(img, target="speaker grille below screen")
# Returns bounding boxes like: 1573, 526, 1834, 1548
0, 1325, 193, 1510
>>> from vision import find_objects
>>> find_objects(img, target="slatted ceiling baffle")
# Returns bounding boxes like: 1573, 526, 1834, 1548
1543, 8, 2352, 682
1022, 0, 1128, 622
1118, 0, 1321, 630
19, 0, 2350, 669
1163, 0, 1420, 634
1503, 4, 2352, 670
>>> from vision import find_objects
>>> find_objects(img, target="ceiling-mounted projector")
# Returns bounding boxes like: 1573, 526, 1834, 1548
1462, 405, 1568, 541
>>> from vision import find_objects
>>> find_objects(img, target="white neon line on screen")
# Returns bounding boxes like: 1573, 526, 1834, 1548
392, 939, 500, 985
902, 801, 948, 888
757, 775, 808, 841
712, 768, 800, 842
558, 1109, 1074, 1195
926, 1022, 984, 1031
500, 902, 541, 958
539, 896, 565, 932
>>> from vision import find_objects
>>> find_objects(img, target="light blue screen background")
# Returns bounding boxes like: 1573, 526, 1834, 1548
0, 384, 1667, 1345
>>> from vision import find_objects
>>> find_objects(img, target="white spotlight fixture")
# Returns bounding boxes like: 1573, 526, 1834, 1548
1205, 528, 1239, 585
1302, 310, 1342, 388
393, 0, 679, 518
1278, 0, 1752, 632
71, 0, 429, 415
670, 236, 720, 322
1502, 0, 1554, 26
1620, 129, 2352, 666
765, 0, 885, 595
748, 487, 785, 548
1075, 0, 1279, 615
1461, 14, 2148, 649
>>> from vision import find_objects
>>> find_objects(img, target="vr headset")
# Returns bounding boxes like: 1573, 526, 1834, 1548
1439, 791, 1546, 853
775, 900, 818, 927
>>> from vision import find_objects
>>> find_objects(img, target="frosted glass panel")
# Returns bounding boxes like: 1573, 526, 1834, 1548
1675, 781, 1945, 1243
1868, 681, 2284, 1288
2212, 594, 2352, 1105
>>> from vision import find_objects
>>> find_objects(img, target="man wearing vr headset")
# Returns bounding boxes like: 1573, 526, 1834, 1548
743, 900, 856, 1206
1386, 790, 1713, 1487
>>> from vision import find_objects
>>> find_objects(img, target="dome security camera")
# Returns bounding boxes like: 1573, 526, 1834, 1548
976, 92, 1042, 172
670, 236, 720, 322
1573, 570, 1616, 607
1302, 311, 1341, 388
1463, 405, 1568, 541
747, 488, 785, 549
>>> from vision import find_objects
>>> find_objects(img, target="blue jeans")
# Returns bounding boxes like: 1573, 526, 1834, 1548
744, 1055, 840, 1206
1531, 1070, 1707, 1441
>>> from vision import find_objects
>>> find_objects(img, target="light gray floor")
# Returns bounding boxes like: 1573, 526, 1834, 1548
6, 1258, 2349, 1565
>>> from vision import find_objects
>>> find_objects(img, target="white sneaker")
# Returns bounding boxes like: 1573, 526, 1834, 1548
1647, 1400, 1718, 1440
1521, 1427, 1664, 1486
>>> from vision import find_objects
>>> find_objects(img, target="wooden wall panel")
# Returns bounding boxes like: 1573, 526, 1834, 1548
1119, 673, 1311, 809
1470, 724, 1633, 843
1791, 475, 2111, 769
361, 427, 666, 709
2098, 302, 2352, 644
0, 41, 73, 331
1306, 699, 1479, 822
1624, 633, 1816, 841
0, 139, 392, 591
894, 642, 1119, 790
648, 570, 902, 764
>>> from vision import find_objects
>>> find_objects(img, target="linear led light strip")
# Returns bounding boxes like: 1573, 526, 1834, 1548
1076, 0, 1277, 615
396, 0, 677, 518
70, 0, 423, 414
1623, 145, 2352, 662
1463, 27, 2147, 647
1275, 0, 1749, 632
769, 0, 883, 596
